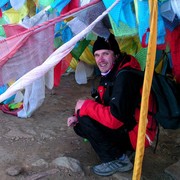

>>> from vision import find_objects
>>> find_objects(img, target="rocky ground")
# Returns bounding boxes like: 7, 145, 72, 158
0, 73, 179, 180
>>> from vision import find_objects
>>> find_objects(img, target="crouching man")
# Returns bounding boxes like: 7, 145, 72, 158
67, 33, 157, 176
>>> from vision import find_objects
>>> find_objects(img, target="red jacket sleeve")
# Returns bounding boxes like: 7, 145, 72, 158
79, 99, 124, 129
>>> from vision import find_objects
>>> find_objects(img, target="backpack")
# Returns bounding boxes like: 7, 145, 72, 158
126, 69, 180, 130
152, 73, 180, 129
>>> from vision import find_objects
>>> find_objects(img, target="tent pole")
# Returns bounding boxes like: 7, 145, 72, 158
132, 0, 157, 179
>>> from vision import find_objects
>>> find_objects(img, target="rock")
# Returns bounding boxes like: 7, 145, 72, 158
31, 159, 48, 168
164, 160, 180, 180
6, 166, 23, 176
52, 156, 84, 174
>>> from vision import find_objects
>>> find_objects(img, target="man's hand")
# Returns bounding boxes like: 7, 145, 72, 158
75, 99, 85, 114
67, 116, 78, 127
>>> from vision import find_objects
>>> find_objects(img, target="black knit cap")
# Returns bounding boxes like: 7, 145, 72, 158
93, 33, 120, 56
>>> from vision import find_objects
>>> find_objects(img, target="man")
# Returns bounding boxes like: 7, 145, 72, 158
67, 33, 157, 176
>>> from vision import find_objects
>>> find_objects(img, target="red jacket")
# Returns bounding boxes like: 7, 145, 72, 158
79, 54, 157, 149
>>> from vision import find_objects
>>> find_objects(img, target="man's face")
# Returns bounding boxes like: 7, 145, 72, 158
94, 49, 116, 73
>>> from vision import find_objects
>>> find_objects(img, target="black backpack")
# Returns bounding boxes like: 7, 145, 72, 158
126, 69, 180, 130
151, 73, 180, 129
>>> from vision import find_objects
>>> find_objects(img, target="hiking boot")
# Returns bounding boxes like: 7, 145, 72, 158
92, 155, 133, 176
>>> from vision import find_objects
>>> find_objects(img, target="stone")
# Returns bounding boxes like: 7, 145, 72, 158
6, 166, 23, 176
52, 156, 84, 174
31, 159, 48, 168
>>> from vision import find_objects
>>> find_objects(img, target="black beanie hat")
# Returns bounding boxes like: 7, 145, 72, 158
92, 33, 120, 55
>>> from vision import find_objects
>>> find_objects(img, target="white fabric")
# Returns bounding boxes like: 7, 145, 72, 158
75, 61, 94, 84
17, 77, 45, 118
0, 0, 120, 105
45, 67, 54, 89
20, 9, 56, 28
17, 68, 53, 118
14, 91, 24, 103
10, 0, 26, 10
171, 0, 180, 19
80, 0, 91, 7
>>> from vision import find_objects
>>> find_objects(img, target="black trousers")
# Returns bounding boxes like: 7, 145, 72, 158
73, 115, 134, 163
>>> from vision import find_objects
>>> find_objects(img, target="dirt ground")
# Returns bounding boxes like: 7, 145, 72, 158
0, 72, 179, 180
